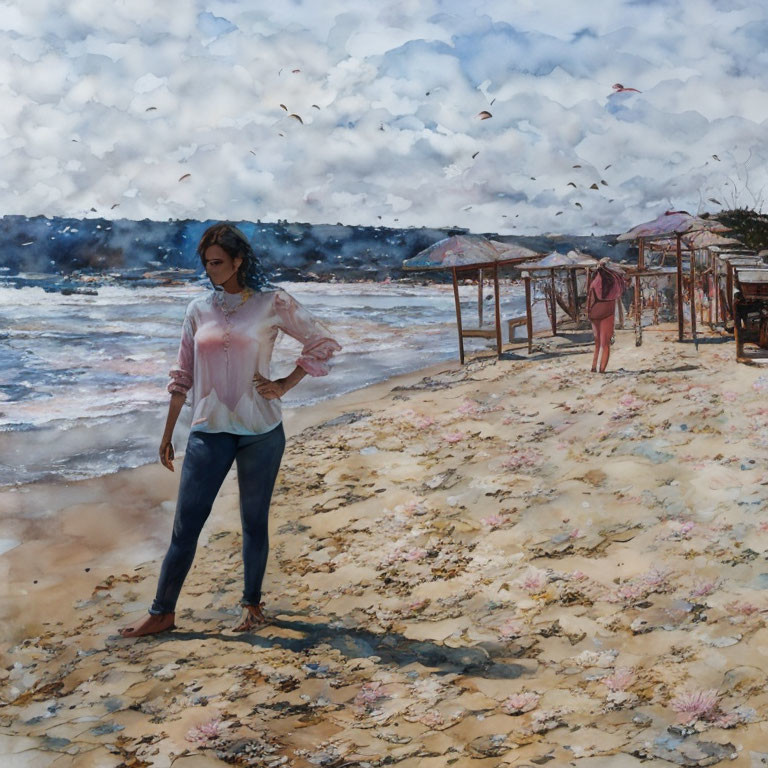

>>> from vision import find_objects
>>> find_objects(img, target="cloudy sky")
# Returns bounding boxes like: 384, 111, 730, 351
2, 0, 767, 234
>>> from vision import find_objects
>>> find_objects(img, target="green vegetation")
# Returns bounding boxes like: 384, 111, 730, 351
715, 208, 768, 252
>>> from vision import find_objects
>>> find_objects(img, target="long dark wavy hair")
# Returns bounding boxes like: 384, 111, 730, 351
597, 265, 617, 299
197, 222, 271, 291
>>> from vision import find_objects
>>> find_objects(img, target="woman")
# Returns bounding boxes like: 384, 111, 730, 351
120, 223, 341, 637
587, 257, 626, 373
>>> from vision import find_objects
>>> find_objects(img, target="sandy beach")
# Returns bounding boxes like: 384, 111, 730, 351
2, 327, 768, 767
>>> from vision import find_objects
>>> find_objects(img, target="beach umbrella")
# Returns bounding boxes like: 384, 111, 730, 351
402, 234, 537, 270
402, 235, 541, 364
682, 230, 741, 250
517, 249, 599, 271
617, 211, 729, 242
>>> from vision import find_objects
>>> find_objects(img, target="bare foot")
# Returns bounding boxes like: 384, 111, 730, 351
231, 602, 268, 632
119, 612, 175, 638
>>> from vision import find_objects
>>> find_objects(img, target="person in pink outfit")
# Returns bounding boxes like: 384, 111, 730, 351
587, 258, 626, 373
120, 223, 341, 638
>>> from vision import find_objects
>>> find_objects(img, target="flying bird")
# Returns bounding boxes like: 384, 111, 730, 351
708, 197, 722, 205
312, 104, 320, 109
604, 164, 612, 169
111, 203, 119, 209
472, 151, 479, 159
555, 211, 563, 216
289, 114, 303, 124
292, 69, 300, 73
178, 173, 191, 182
146, 106, 157, 111
530, 176, 536, 180
574, 202, 583, 208
489, 98, 496, 106
712, 154, 720, 161
601, 180, 608, 186
567, 182, 577, 188
611, 83, 641, 93
476, 111, 492, 120
589, 183, 599, 190
279, 104, 288, 111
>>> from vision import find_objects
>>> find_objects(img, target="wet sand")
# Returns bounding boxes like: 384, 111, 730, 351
2, 326, 768, 767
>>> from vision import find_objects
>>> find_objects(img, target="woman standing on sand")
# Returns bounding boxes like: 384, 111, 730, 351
120, 223, 341, 638
587, 257, 626, 373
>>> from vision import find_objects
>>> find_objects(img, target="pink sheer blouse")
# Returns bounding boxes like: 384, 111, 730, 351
168, 289, 341, 435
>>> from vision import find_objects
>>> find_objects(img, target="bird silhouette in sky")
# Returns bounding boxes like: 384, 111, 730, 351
611, 83, 641, 93
476, 111, 492, 120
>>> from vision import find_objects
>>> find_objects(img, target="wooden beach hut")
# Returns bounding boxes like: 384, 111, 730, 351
515, 250, 600, 355
617, 211, 732, 344
402, 235, 541, 364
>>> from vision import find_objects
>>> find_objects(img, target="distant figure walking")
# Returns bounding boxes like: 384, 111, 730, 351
587, 258, 627, 373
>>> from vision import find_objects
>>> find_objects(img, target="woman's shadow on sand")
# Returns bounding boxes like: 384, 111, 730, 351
116, 615, 532, 680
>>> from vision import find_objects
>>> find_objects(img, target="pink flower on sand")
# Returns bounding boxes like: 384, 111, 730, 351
602, 667, 635, 692
614, 583, 647, 602
415, 416, 435, 429
618, 394, 641, 409
408, 599, 430, 613
457, 400, 480, 415
725, 601, 759, 616
420, 710, 445, 728
482, 514, 505, 529
502, 692, 539, 714
498, 619, 523, 639
642, 566, 672, 590
690, 580, 718, 598
722, 391, 738, 402
521, 569, 547, 593
669, 689, 719, 723
405, 547, 427, 561
355, 682, 387, 708
186, 718, 223, 744
442, 431, 465, 443
570, 570, 588, 581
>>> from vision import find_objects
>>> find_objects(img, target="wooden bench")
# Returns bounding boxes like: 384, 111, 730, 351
506, 315, 529, 343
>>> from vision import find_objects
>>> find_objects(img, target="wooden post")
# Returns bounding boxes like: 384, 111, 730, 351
452, 267, 465, 365
493, 265, 502, 357
690, 246, 697, 343
550, 271, 557, 335
726, 261, 734, 329
478, 268, 484, 327
525, 275, 533, 355
635, 272, 642, 345
638, 238, 645, 270
676, 234, 684, 341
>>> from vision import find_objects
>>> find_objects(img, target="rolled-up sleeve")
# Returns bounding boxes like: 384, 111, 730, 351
274, 290, 341, 376
168, 312, 195, 395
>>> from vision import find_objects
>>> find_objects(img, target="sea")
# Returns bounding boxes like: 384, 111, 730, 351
0, 278, 536, 488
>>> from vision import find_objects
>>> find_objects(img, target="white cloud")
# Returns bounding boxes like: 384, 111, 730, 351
1, 0, 767, 234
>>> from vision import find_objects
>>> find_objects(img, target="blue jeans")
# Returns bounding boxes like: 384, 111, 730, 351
150, 424, 285, 615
